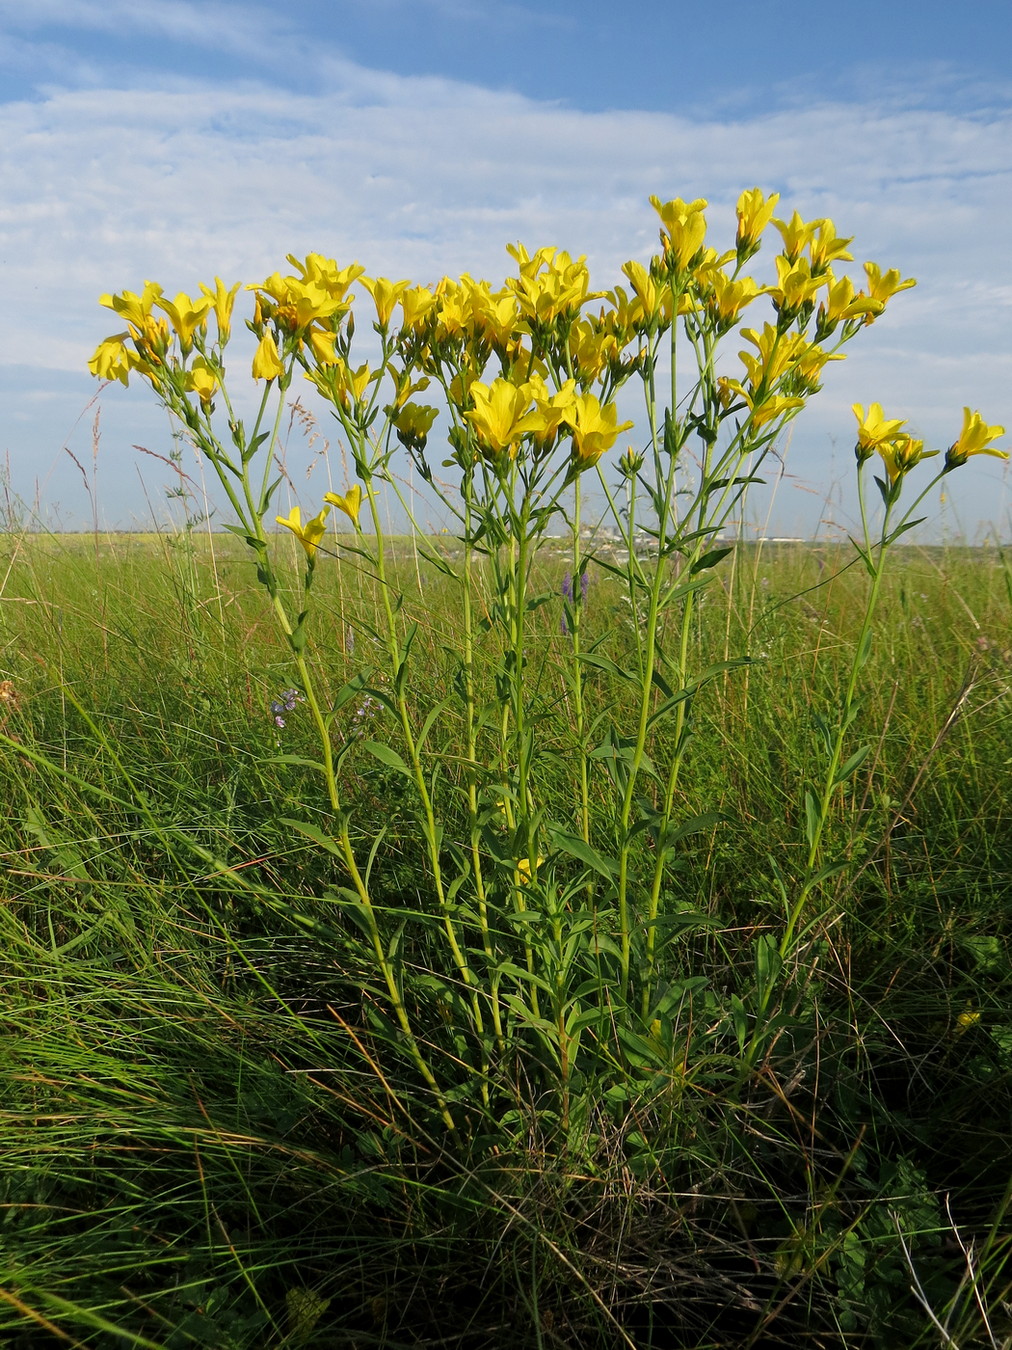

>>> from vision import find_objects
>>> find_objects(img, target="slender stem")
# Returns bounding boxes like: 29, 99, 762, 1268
569, 477, 591, 845
365, 456, 483, 1037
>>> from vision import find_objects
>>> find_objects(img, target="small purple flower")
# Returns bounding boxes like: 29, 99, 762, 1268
350, 694, 378, 736
269, 687, 304, 729
580, 570, 590, 604
561, 572, 574, 602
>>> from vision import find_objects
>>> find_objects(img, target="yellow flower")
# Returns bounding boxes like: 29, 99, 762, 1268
324, 485, 365, 527
506, 244, 595, 326
621, 259, 663, 319
289, 254, 365, 301
516, 857, 544, 884
852, 403, 908, 460
306, 359, 374, 410
249, 256, 362, 334
99, 281, 163, 330
877, 435, 937, 484
956, 1009, 981, 1035
945, 408, 1007, 469
736, 188, 779, 256
399, 285, 438, 333
567, 320, 623, 383
702, 269, 763, 328
770, 255, 824, 317
808, 219, 853, 272
307, 328, 340, 365
816, 272, 882, 334
464, 378, 546, 459
469, 283, 520, 348
88, 335, 137, 386
155, 290, 213, 349
434, 278, 470, 339
863, 262, 916, 307
772, 211, 820, 264
340, 361, 373, 405
527, 378, 577, 455
393, 403, 438, 451
744, 392, 806, 429
184, 357, 219, 407
276, 504, 330, 557
199, 277, 242, 343
649, 196, 708, 273
564, 394, 634, 469
789, 342, 844, 395
252, 333, 285, 381
738, 325, 808, 391
361, 276, 412, 328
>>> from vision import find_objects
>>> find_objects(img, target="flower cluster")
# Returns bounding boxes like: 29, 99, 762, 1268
89, 190, 978, 507
275, 486, 366, 559
853, 404, 1006, 486
88, 278, 240, 407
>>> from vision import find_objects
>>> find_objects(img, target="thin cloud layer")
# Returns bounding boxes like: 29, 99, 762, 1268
0, 22, 1009, 532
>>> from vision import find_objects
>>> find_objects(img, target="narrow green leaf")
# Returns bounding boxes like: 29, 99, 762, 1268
576, 651, 638, 685
416, 697, 453, 753
279, 817, 345, 858
658, 810, 724, 850
856, 629, 873, 669
730, 994, 748, 1051
361, 740, 413, 777
884, 516, 927, 546
804, 789, 821, 855
690, 546, 734, 575
834, 744, 871, 785
548, 827, 617, 879
754, 933, 783, 995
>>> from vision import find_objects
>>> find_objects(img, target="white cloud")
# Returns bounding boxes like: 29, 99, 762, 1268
0, 44, 1009, 531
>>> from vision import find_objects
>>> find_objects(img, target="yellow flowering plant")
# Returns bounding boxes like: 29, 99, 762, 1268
87, 189, 1000, 1141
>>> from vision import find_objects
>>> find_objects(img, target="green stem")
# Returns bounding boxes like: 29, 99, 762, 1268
365, 469, 482, 1024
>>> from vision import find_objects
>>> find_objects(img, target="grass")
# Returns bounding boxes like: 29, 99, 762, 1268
1, 526, 1011, 1349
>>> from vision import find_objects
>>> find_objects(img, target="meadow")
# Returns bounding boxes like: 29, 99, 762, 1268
1, 525, 1010, 1348
4, 192, 1012, 1347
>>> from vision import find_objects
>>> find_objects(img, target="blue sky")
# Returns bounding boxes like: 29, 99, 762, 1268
1, 0, 1010, 536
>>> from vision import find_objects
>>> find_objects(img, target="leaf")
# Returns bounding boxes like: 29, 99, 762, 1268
576, 650, 638, 685
414, 698, 453, 754
730, 994, 748, 1052
812, 711, 834, 757
706, 475, 765, 491
754, 933, 783, 997
279, 817, 345, 858
658, 809, 724, 851
361, 740, 413, 778
856, 629, 873, 670
547, 827, 617, 879
497, 963, 553, 995
833, 744, 871, 785
804, 789, 821, 855
690, 546, 733, 575
326, 670, 373, 719
884, 516, 927, 546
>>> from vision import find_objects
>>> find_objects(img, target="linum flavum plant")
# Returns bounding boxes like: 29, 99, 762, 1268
87, 192, 1006, 1141
67, 193, 1012, 1350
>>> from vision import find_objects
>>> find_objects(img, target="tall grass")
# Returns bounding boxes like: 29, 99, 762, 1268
1, 527, 1010, 1348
